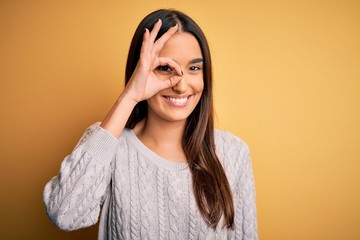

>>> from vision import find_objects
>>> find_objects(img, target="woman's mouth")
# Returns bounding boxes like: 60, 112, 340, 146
163, 95, 192, 107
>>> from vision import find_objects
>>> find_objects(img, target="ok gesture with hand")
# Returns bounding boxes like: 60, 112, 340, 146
101, 19, 183, 138
125, 19, 183, 104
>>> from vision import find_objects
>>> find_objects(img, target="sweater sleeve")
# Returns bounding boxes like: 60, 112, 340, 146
43, 123, 118, 231
234, 144, 258, 240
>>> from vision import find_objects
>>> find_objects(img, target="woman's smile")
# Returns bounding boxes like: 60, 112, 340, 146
162, 94, 193, 107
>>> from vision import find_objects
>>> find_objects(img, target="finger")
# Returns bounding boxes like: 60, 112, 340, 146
166, 74, 183, 88
157, 74, 183, 90
153, 24, 179, 53
140, 28, 150, 55
155, 57, 183, 76
149, 19, 162, 43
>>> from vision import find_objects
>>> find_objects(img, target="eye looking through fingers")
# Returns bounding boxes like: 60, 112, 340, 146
156, 65, 174, 74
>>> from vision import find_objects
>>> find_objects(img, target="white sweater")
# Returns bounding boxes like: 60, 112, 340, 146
44, 123, 258, 239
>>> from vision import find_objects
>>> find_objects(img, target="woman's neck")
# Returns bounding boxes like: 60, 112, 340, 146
133, 117, 187, 163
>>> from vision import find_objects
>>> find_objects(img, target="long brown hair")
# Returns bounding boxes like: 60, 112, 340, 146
125, 9, 234, 229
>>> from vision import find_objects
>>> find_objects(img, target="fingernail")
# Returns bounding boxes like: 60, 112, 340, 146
156, 18, 161, 23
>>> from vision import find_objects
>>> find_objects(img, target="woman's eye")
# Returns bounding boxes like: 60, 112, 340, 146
156, 65, 173, 72
189, 66, 201, 71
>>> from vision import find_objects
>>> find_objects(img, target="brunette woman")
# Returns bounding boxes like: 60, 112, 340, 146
44, 9, 258, 240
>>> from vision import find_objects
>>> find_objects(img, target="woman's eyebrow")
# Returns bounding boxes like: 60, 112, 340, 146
189, 58, 203, 64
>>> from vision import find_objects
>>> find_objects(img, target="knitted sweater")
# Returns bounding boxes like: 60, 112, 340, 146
43, 123, 258, 240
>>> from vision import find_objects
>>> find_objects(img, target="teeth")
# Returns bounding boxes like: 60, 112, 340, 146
168, 97, 188, 104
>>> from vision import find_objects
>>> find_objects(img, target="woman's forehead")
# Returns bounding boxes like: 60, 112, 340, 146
158, 32, 203, 61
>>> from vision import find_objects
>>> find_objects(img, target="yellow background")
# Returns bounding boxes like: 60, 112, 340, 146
1, 0, 359, 239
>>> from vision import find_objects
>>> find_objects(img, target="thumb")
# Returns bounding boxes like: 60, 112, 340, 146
161, 72, 183, 89
169, 71, 184, 87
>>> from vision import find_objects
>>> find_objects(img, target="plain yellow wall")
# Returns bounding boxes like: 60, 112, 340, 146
1, 0, 359, 239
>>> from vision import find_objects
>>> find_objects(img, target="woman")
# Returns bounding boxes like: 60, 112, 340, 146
44, 9, 258, 240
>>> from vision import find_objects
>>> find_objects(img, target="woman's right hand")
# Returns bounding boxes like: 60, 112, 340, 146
100, 19, 183, 137
123, 19, 183, 104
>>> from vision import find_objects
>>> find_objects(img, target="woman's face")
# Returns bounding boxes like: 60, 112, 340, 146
147, 32, 204, 124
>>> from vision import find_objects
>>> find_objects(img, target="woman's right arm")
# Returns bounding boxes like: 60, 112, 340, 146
43, 19, 182, 231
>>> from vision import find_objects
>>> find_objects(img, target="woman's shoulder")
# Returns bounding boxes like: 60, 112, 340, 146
214, 128, 250, 154
214, 129, 251, 182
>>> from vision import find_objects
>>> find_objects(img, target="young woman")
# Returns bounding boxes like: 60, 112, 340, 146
44, 9, 258, 240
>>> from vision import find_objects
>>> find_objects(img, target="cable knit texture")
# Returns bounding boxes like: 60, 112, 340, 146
44, 123, 258, 240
